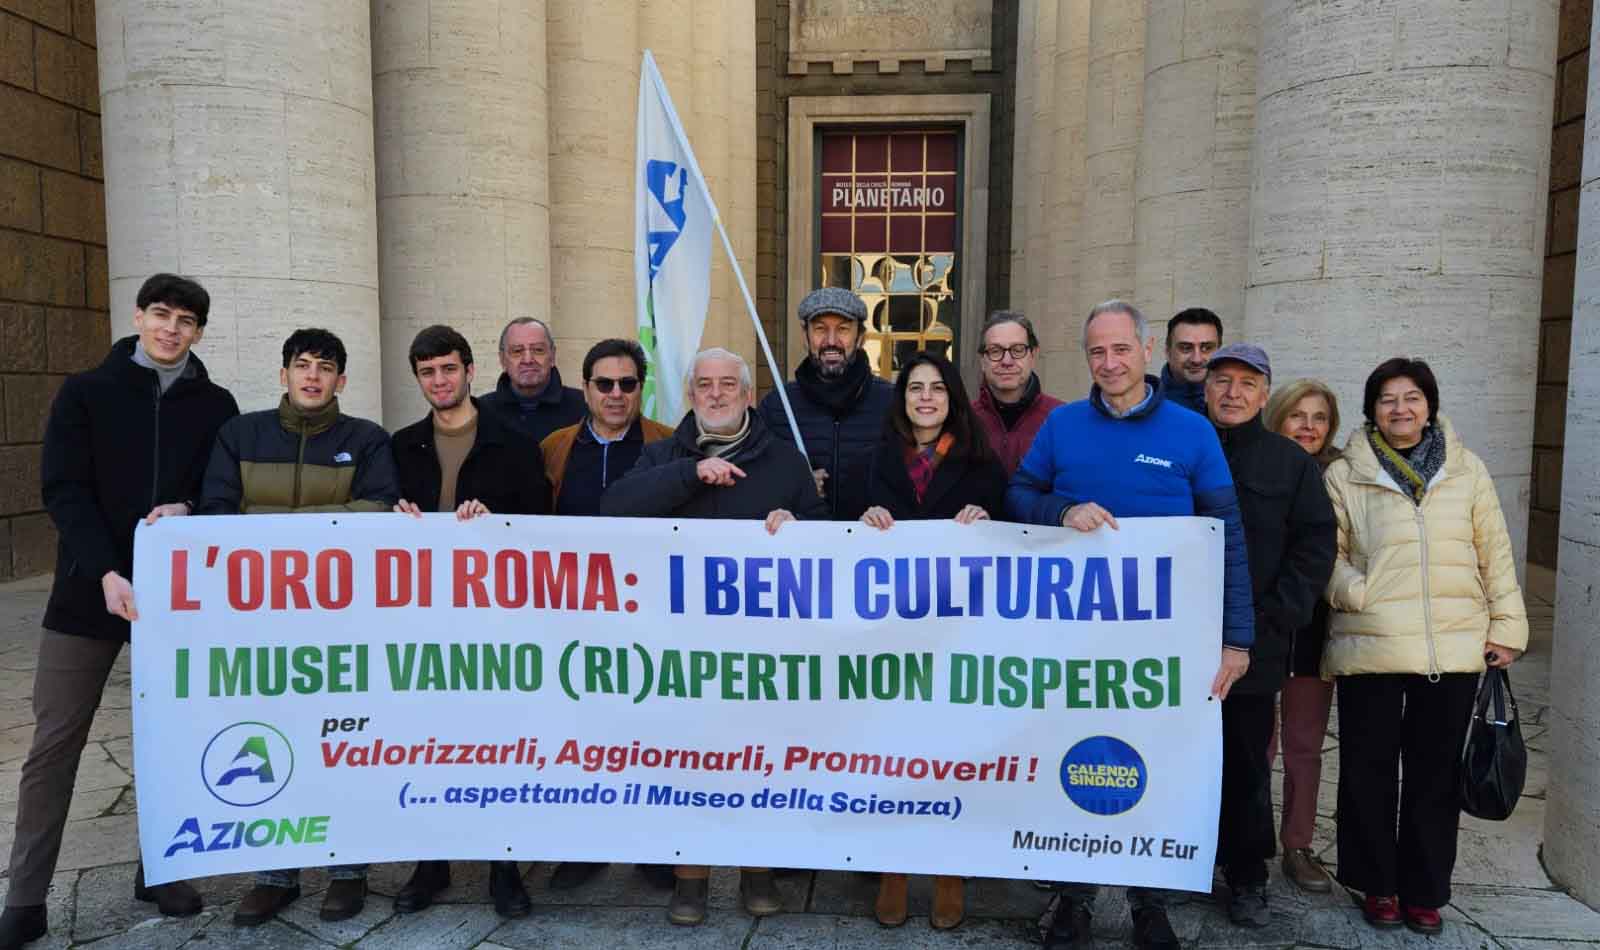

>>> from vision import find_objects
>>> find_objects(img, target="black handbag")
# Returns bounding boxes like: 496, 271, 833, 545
1459, 667, 1527, 821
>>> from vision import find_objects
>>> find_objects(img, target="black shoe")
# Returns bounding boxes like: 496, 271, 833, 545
548, 861, 607, 891
394, 860, 451, 914
667, 876, 708, 926
133, 862, 203, 917
489, 862, 531, 918
319, 878, 366, 922
637, 863, 677, 890
234, 884, 300, 927
0, 905, 46, 949
1227, 883, 1270, 928
1131, 907, 1180, 950
1038, 893, 1092, 949
740, 869, 782, 917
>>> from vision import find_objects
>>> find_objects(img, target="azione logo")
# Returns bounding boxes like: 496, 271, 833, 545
201, 721, 295, 808
1059, 736, 1148, 816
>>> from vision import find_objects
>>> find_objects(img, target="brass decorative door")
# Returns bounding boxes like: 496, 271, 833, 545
817, 128, 960, 378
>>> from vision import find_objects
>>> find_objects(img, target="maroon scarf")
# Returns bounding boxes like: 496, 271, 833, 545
905, 433, 955, 504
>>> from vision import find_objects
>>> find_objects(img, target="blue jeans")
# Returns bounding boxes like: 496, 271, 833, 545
255, 864, 367, 887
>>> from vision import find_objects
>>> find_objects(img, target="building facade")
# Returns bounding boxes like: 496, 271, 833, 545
0, 0, 1596, 909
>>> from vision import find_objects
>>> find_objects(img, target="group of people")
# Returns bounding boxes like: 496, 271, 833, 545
0, 273, 1528, 950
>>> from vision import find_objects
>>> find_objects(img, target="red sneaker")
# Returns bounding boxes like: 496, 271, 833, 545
1405, 905, 1444, 935
1362, 895, 1403, 928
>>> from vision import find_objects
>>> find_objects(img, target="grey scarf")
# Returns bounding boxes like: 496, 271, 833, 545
1370, 423, 1446, 505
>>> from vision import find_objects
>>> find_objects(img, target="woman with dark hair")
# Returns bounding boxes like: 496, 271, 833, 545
860, 352, 1006, 929
1261, 378, 1341, 893
1323, 358, 1528, 935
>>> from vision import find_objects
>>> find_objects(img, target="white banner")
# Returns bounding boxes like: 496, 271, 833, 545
131, 515, 1223, 890
635, 50, 714, 426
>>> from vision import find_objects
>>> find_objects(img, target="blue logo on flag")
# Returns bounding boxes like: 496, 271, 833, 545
645, 160, 688, 280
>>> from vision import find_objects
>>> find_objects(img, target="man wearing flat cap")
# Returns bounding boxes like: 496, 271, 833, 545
758, 287, 894, 521
1203, 342, 1336, 928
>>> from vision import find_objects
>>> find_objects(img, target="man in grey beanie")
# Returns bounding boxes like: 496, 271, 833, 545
757, 287, 894, 520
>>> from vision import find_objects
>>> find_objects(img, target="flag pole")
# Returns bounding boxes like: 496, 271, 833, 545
640, 53, 808, 461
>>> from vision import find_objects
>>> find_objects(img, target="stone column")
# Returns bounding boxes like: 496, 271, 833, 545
1023, 0, 1058, 334
372, 0, 550, 424
1009, 0, 1036, 322
95, 0, 382, 419
1039, 0, 1092, 398
546, 0, 757, 386
1073, 0, 1144, 388
1544, 12, 1600, 911
1245, 0, 1557, 561
1135, 0, 1257, 323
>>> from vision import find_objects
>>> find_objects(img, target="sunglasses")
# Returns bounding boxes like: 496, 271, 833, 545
589, 375, 640, 394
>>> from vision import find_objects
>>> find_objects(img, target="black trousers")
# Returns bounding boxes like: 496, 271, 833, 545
1217, 691, 1276, 886
1335, 672, 1478, 909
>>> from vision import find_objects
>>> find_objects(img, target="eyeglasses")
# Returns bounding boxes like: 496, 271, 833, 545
589, 376, 640, 394
981, 344, 1032, 362
504, 345, 550, 359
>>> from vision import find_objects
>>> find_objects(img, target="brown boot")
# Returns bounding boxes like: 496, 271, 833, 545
1281, 847, 1333, 894
930, 875, 964, 929
233, 884, 300, 927
874, 873, 909, 927
319, 878, 366, 922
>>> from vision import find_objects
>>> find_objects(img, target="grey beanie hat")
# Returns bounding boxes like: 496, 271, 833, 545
797, 287, 867, 325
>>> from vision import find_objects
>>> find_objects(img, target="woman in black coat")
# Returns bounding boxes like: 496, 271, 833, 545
860, 352, 1006, 930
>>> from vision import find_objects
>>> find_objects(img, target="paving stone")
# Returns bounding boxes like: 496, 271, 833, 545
489, 905, 754, 949
0, 722, 33, 765
274, 880, 395, 945
1449, 885, 1600, 941
1291, 903, 1497, 949
54, 814, 139, 871
0, 784, 120, 825
353, 901, 504, 949
705, 866, 809, 914
72, 861, 169, 942
525, 860, 679, 909
748, 912, 1033, 947
88, 704, 133, 743
1456, 799, 1553, 889
179, 917, 328, 948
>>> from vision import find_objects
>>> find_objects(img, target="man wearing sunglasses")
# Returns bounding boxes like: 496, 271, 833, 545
540, 338, 673, 516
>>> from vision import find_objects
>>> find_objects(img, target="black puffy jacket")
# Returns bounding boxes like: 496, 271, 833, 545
864, 437, 1008, 522
600, 410, 827, 522
758, 352, 894, 521
41, 337, 239, 641
1215, 414, 1337, 694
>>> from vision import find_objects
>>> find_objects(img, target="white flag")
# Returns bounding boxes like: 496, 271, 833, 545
635, 51, 714, 426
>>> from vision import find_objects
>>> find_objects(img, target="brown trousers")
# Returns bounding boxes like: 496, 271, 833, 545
6, 631, 124, 907
1275, 675, 1335, 849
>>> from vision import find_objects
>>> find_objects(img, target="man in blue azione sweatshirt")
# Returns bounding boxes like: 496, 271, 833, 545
1008, 299, 1254, 950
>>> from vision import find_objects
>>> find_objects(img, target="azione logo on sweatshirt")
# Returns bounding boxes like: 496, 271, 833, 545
1132, 453, 1173, 469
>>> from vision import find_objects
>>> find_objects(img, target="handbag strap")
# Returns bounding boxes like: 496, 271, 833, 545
1480, 668, 1517, 727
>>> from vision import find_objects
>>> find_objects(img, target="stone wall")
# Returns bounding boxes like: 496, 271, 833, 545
1532, 0, 1592, 568
753, 0, 1017, 393
0, 0, 107, 580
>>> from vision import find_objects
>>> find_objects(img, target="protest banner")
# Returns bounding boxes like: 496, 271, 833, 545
131, 514, 1223, 890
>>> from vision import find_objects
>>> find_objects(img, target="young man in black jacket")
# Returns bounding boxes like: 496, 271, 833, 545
757, 287, 893, 520
200, 329, 399, 927
1203, 344, 1336, 928
1, 274, 239, 950
600, 347, 825, 927
388, 324, 546, 918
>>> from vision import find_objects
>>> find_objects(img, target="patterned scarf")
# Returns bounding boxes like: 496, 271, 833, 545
1369, 423, 1446, 505
905, 433, 955, 504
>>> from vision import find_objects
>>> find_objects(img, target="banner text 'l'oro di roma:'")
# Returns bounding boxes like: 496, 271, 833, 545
131, 514, 1224, 889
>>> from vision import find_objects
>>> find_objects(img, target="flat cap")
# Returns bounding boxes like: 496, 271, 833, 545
797, 286, 867, 324
1207, 342, 1272, 381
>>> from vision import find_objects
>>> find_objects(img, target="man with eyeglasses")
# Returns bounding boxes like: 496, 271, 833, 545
535, 338, 675, 894
971, 310, 1065, 476
1161, 307, 1223, 414
540, 338, 674, 517
480, 317, 585, 443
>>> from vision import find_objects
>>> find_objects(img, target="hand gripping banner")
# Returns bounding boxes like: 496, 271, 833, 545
131, 514, 1224, 889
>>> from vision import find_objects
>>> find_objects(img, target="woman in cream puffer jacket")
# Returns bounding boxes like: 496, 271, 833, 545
1323, 414, 1529, 676
1321, 358, 1527, 937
